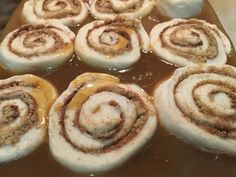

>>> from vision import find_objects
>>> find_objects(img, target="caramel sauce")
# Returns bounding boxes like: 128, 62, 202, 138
67, 74, 119, 110
26, 75, 58, 124
1, 1, 236, 177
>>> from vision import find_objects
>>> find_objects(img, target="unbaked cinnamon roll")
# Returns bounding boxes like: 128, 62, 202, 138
49, 73, 157, 172
0, 22, 75, 73
0, 74, 57, 162
150, 19, 231, 67
23, 0, 88, 27
155, 64, 236, 155
75, 16, 150, 69
89, 0, 155, 20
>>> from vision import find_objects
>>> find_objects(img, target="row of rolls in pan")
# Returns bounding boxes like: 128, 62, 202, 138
22, 0, 206, 26
0, 16, 232, 73
1, 64, 236, 173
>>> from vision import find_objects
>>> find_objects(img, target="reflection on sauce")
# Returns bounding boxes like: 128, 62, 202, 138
0, 1, 236, 177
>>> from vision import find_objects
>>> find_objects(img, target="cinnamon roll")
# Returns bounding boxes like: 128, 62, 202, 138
89, 0, 155, 20
150, 19, 231, 67
0, 22, 75, 73
23, 0, 88, 27
49, 73, 157, 172
75, 17, 150, 69
0, 74, 57, 162
154, 64, 236, 155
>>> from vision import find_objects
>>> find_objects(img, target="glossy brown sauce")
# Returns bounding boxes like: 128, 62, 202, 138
1, 1, 236, 177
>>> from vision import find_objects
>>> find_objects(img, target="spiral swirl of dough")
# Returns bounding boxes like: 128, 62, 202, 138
0, 22, 75, 73
0, 74, 57, 162
155, 64, 236, 155
75, 16, 150, 69
150, 19, 231, 67
49, 73, 157, 172
23, 0, 88, 26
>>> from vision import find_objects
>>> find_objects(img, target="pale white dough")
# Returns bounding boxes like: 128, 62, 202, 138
156, 0, 204, 18
110, 0, 140, 12
23, 0, 88, 27
154, 64, 236, 155
89, 0, 155, 20
0, 127, 46, 163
